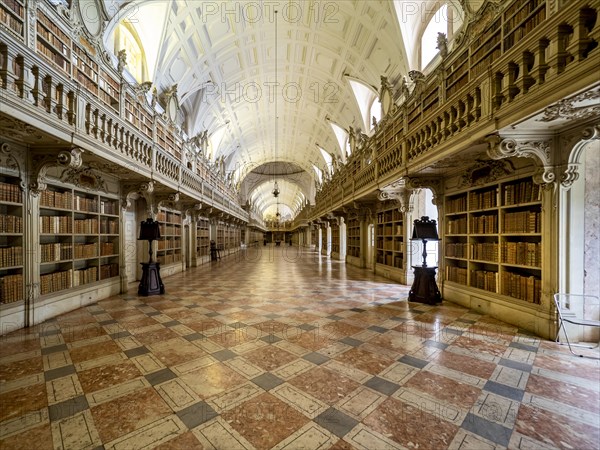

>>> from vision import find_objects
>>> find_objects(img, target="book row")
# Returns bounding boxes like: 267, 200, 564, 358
40, 190, 72, 209
502, 241, 541, 267
0, 181, 22, 203
0, 215, 23, 233
0, 273, 22, 304
0, 246, 23, 268
501, 272, 541, 304
40, 264, 118, 295
470, 270, 497, 293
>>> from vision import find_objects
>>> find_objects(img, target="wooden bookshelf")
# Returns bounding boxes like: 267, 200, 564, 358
0, 0, 25, 38
125, 93, 140, 129
331, 222, 340, 254
376, 207, 404, 269
157, 208, 182, 265
72, 45, 99, 96
443, 175, 542, 303
99, 69, 120, 110
0, 176, 24, 305
446, 50, 469, 99
470, 18, 502, 79
36, 10, 71, 75
346, 217, 360, 258
503, 0, 546, 51
39, 184, 119, 296
196, 217, 210, 257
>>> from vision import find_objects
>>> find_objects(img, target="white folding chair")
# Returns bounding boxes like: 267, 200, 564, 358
554, 293, 600, 358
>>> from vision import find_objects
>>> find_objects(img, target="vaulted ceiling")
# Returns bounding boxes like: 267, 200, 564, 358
101, 0, 434, 219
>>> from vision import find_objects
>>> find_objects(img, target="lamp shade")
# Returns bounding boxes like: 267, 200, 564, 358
411, 216, 439, 241
138, 218, 161, 241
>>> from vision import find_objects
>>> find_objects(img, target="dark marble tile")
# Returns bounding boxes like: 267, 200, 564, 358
145, 368, 177, 386
303, 352, 330, 365
44, 364, 76, 382
462, 413, 512, 447
252, 373, 284, 391
176, 401, 218, 429
48, 395, 89, 422
315, 408, 359, 438
483, 380, 525, 401
364, 376, 400, 395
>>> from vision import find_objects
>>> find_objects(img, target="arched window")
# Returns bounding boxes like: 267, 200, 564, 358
114, 21, 147, 83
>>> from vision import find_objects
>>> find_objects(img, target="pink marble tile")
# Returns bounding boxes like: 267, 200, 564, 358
334, 347, 395, 375
0, 423, 53, 449
90, 387, 171, 443
433, 351, 496, 379
516, 404, 600, 449
404, 371, 481, 409
364, 397, 459, 448
0, 356, 43, 382
289, 366, 361, 404
526, 373, 600, 413
222, 392, 309, 448
244, 346, 297, 371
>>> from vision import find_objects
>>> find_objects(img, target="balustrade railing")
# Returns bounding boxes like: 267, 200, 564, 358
310, 0, 599, 224
0, 27, 246, 219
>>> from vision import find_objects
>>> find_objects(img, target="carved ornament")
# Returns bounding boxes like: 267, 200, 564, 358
538, 87, 600, 122
30, 148, 84, 195
561, 125, 600, 188
486, 135, 554, 185
0, 143, 26, 189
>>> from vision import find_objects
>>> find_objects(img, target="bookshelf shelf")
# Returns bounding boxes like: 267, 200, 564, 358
346, 217, 360, 258
376, 207, 404, 269
0, 0, 24, 38
0, 176, 24, 305
331, 222, 340, 254
38, 184, 120, 297
36, 10, 72, 75
443, 175, 542, 304
157, 208, 182, 265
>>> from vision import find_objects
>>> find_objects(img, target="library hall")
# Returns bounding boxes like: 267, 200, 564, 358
0, 0, 599, 449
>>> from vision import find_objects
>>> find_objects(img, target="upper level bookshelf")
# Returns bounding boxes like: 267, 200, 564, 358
444, 175, 542, 304
444, 0, 547, 98
376, 207, 404, 269
347, 217, 360, 258
1, 0, 25, 38
36, 9, 71, 75
0, 175, 24, 305
157, 208, 181, 265
39, 183, 120, 297
72, 45, 98, 96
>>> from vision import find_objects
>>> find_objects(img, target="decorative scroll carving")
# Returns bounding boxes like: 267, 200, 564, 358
486, 135, 555, 185
0, 143, 26, 190
538, 87, 600, 122
378, 180, 415, 213
456, 159, 515, 188
156, 192, 181, 212
561, 125, 600, 188
120, 180, 155, 213
60, 166, 107, 192
30, 148, 84, 195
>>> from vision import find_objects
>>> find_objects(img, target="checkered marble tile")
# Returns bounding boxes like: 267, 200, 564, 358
1, 247, 599, 449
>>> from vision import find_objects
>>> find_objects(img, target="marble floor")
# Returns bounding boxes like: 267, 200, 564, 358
1, 246, 599, 450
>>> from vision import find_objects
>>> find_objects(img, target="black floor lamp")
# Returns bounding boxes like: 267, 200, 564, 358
138, 218, 165, 296
408, 216, 442, 304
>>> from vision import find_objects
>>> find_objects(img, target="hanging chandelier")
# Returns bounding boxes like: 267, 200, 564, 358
272, 180, 280, 197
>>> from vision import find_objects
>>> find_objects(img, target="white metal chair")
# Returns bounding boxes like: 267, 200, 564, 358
554, 293, 600, 358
